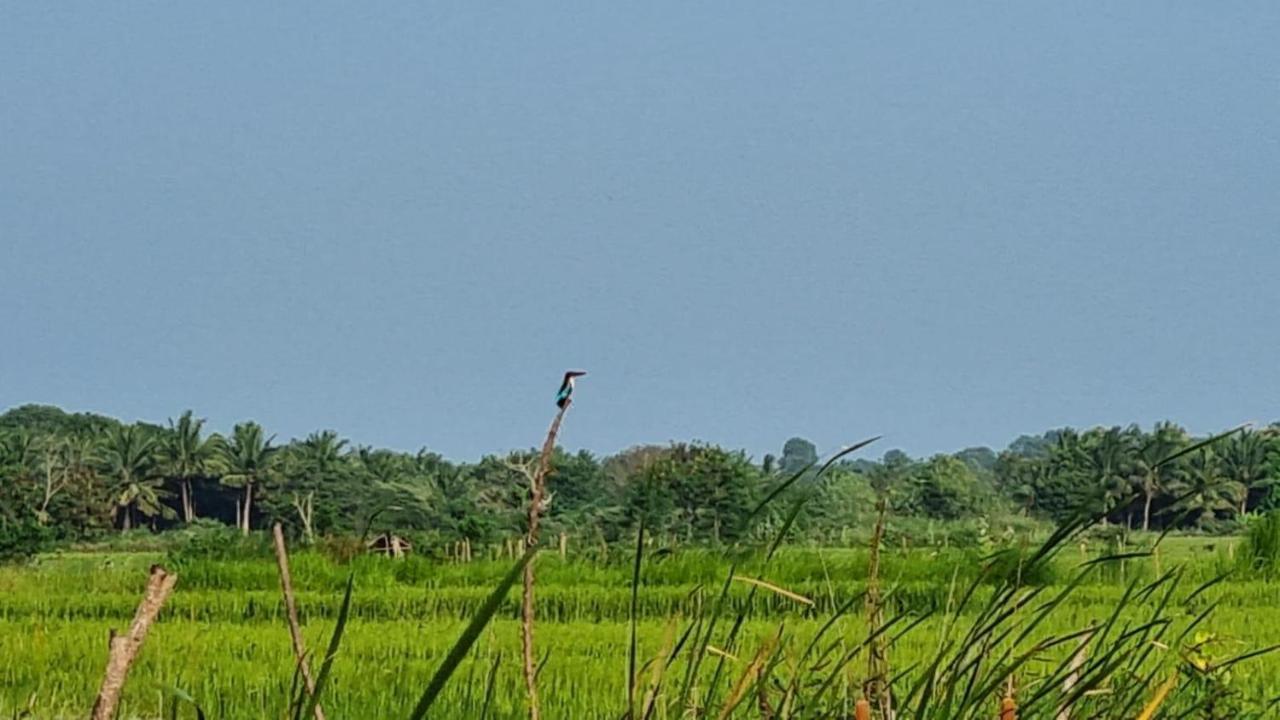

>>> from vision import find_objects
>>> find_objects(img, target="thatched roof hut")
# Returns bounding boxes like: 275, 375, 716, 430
366, 533, 413, 558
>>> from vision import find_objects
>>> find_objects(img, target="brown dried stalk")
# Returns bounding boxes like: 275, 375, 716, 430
517, 397, 573, 720
1000, 695, 1018, 720
91, 565, 178, 720
273, 522, 326, 720
717, 629, 779, 720
1056, 630, 1093, 720
864, 494, 892, 719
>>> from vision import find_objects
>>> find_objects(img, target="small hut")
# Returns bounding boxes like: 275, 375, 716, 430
366, 533, 413, 558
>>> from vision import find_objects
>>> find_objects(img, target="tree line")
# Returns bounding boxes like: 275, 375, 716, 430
2, 405, 1278, 555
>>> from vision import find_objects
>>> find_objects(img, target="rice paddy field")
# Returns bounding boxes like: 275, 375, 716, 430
1, 534, 1277, 719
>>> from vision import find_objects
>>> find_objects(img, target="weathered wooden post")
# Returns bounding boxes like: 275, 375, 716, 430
272, 523, 326, 720
91, 566, 178, 720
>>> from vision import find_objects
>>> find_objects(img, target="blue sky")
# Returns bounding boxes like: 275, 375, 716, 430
2, 3, 1278, 461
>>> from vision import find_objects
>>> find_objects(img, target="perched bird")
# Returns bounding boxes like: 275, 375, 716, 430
555, 370, 586, 408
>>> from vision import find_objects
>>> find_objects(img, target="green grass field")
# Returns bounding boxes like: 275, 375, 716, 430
1, 534, 1276, 719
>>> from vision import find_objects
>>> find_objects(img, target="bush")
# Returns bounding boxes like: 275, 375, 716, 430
0, 519, 53, 564
1198, 515, 1246, 536
1237, 511, 1280, 578
317, 534, 366, 563
166, 524, 272, 567
70, 527, 176, 553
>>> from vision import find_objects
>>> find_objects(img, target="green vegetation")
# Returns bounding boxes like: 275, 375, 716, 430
1239, 510, 1280, 578
1, 532, 1275, 718
4, 404, 1280, 717
4, 405, 1280, 551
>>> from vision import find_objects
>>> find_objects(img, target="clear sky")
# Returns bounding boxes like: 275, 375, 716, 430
3, 3, 1278, 462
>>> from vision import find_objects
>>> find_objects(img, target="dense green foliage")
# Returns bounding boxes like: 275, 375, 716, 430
1238, 510, 1280, 578
4, 411, 1278, 717
0, 517, 51, 563
995, 423, 1280, 531
3, 405, 1280, 552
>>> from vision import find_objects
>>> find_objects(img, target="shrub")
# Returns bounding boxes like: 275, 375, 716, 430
317, 534, 366, 564
1238, 510, 1280, 578
0, 519, 53, 564
166, 524, 271, 567
1199, 515, 1247, 536
73, 527, 179, 553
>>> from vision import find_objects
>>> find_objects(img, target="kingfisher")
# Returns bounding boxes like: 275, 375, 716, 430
555, 370, 586, 408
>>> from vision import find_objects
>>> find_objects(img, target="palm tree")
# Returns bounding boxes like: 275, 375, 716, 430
1135, 422, 1187, 531
99, 425, 169, 531
299, 430, 349, 476
218, 422, 278, 535
1218, 430, 1270, 516
1265, 426, 1280, 510
1039, 429, 1092, 519
1176, 449, 1236, 528
0, 429, 36, 469
0, 430, 38, 525
162, 410, 218, 523
284, 431, 354, 541
1082, 427, 1139, 525
1007, 465, 1042, 516
48, 433, 100, 534
356, 445, 403, 485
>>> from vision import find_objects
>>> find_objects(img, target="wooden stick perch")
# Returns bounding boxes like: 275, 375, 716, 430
91, 564, 178, 720
274, 522, 326, 720
864, 494, 893, 719
1056, 630, 1093, 720
521, 396, 573, 720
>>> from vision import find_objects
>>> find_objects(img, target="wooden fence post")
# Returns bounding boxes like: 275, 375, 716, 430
1056, 631, 1092, 720
272, 523, 326, 720
91, 565, 178, 720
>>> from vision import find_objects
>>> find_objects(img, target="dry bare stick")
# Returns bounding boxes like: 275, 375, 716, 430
716, 630, 779, 720
1135, 674, 1178, 720
91, 565, 179, 720
1055, 630, 1093, 720
864, 494, 892, 719
273, 522, 326, 720
515, 398, 573, 720
292, 492, 316, 545
1001, 671, 1018, 720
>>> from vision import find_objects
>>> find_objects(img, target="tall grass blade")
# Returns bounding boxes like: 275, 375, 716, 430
730, 576, 814, 606
628, 518, 645, 717
299, 572, 354, 720
479, 653, 501, 720
155, 685, 206, 720
1154, 424, 1247, 468
408, 546, 538, 720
